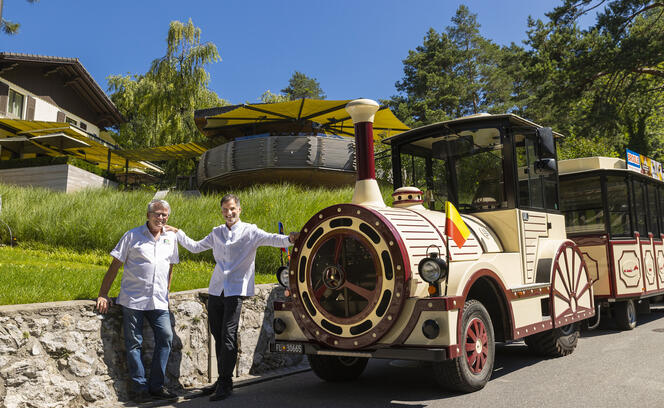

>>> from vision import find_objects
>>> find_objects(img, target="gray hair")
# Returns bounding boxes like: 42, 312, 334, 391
220, 194, 240, 208
148, 199, 171, 214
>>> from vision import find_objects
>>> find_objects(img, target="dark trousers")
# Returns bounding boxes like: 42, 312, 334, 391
208, 293, 243, 385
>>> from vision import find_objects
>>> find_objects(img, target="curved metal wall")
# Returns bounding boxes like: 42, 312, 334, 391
198, 136, 357, 190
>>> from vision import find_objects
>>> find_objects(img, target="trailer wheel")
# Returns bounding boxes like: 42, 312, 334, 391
637, 299, 651, 315
525, 323, 579, 357
433, 300, 495, 393
614, 299, 637, 330
308, 355, 368, 382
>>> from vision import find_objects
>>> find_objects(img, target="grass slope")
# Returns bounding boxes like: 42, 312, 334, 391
0, 182, 394, 305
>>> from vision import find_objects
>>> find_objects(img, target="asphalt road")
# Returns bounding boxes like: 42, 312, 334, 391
160, 307, 664, 408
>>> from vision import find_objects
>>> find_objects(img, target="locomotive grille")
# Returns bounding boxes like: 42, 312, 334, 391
290, 204, 410, 349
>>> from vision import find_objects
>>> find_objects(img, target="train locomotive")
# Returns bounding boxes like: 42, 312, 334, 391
271, 99, 595, 392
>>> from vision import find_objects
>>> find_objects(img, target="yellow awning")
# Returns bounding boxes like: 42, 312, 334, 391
0, 119, 160, 173
115, 142, 209, 161
202, 99, 409, 140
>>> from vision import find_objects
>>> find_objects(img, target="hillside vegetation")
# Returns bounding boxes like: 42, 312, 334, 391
0, 183, 394, 281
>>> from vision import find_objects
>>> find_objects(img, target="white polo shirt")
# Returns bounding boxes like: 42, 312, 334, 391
111, 224, 179, 310
175, 221, 291, 297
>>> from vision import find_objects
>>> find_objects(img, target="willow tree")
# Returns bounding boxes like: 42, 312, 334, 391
108, 19, 226, 149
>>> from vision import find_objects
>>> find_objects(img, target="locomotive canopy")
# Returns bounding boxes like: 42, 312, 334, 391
272, 100, 595, 393
386, 113, 561, 213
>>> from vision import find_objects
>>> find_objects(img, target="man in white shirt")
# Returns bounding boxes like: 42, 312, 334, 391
96, 199, 179, 403
166, 193, 298, 401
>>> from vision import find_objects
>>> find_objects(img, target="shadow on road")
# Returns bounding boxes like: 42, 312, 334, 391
167, 307, 664, 408
167, 342, 551, 408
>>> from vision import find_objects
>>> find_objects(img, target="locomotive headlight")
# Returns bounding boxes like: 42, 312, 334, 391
276, 266, 290, 287
418, 254, 447, 283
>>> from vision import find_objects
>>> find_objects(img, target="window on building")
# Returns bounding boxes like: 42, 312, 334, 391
65, 116, 78, 126
78, 122, 87, 131
8, 89, 24, 118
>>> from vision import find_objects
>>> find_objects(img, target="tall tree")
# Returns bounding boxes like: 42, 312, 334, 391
388, 5, 521, 127
280, 71, 326, 100
108, 19, 227, 181
523, 1, 664, 158
108, 19, 226, 148
1, 0, 39, 35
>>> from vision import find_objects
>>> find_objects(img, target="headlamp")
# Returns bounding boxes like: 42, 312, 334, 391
276, 265, 290, 288
418, 253, 447, 284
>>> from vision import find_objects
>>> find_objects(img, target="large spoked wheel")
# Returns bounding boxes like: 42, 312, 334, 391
614, 299, 637, 330
525, 323, 580, 357
308, 355, 368, 382
433, 300, 495, 393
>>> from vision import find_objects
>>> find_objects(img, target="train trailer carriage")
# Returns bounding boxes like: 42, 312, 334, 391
559, 156, 664, 330
271, 99, 595, 393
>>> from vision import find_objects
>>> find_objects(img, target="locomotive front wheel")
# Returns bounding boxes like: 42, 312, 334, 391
524, 323, 580, 357
614, 299, 637, 330
433, 300, 495, 393
308, 355, 368, 382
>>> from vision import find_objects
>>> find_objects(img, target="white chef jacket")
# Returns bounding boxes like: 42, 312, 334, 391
175, 220, 291, 297
111, 224, 179, 310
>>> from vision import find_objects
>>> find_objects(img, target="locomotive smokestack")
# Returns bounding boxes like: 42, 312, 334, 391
345, 99, 385, 207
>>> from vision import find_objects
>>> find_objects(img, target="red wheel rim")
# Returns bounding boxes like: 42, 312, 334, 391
465, 317, 488, 374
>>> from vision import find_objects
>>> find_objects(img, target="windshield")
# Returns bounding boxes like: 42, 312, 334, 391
396, 126, 505, 212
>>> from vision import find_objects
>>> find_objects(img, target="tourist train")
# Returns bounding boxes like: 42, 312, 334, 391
270, 98, 660, 392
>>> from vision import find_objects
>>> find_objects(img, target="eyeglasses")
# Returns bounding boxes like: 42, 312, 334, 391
150, 212, 169, 218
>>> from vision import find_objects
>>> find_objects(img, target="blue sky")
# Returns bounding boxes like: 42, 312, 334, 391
2, 1, 594, 105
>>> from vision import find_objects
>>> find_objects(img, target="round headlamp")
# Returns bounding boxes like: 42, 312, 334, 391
276, 266, 290, 287
418, 254, 447, 284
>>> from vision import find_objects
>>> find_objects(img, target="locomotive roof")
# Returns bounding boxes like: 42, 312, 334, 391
383, 113, 563, 145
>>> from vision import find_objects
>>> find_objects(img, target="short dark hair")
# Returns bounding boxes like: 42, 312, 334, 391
221, 194, 240, 208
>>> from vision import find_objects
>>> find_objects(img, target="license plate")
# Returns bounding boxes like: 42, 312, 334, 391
274, 342, 304, 354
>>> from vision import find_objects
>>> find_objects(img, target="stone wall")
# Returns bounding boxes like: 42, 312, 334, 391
0, 284, 303, 408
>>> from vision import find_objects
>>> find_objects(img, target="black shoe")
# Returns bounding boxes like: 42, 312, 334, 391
150, 386, 178, 400
130, 389, 150, 403
200, 381, 218, 396
209, 382, 232, 402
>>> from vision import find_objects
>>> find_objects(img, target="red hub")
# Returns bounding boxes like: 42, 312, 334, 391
464, 318, 489, 374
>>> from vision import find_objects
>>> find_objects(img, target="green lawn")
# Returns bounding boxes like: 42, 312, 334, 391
0, 244, 276, 305
0, 182, 395, 305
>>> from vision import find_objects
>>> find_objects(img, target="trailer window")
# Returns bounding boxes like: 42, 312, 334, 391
560, 176, 605, 234
606, 176, 631, 237
632, 179, 648, 236
647, 183, 660, 236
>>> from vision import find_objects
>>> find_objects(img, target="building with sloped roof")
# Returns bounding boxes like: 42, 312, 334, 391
0, 53, 159, 191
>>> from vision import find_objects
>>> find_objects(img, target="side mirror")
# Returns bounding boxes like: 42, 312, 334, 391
534, 158, 557, 176
536, 127, 555, 158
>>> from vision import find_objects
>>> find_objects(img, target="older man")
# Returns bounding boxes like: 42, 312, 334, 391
96, 199, 179, 402
166, 193, 298, 401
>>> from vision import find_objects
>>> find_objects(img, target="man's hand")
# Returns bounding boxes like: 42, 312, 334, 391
96, 296, 113, 314
289, 232, 300, 243
164, 225, 179, 233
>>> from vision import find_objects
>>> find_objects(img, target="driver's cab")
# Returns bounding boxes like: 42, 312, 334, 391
385, 114, 564, 282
